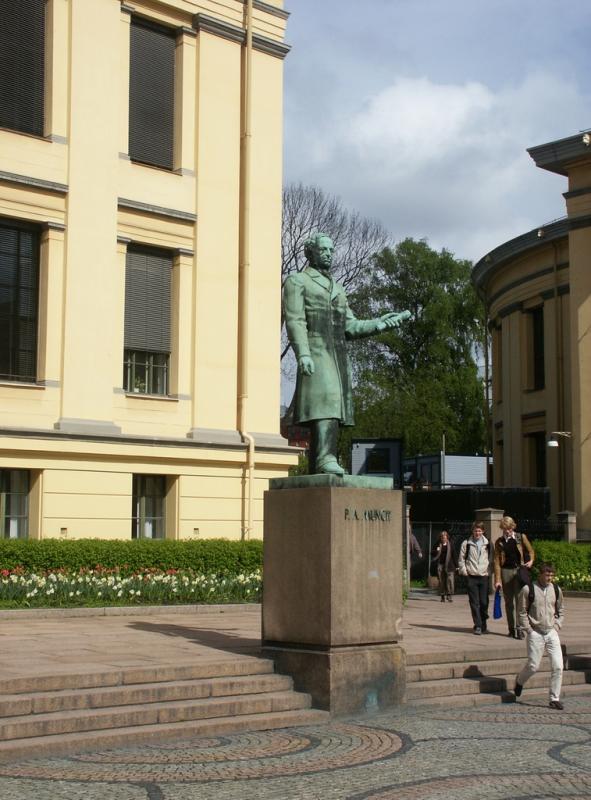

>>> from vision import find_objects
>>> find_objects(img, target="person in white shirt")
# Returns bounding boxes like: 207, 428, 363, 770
514, 562, 565, 710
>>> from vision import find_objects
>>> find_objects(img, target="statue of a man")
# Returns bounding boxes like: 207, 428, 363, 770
283, 232, 409, 475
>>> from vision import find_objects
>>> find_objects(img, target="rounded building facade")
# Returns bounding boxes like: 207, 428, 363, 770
474, 131, 591, 538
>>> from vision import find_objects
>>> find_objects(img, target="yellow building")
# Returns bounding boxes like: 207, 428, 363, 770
473, 131, 591, 538
0, 0, 297, 541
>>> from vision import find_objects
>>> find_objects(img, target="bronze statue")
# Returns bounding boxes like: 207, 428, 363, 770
283, 232, 410, 475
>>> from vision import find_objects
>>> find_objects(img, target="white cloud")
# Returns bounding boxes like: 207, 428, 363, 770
344, 78, 494, 176
285, 70, 589, 261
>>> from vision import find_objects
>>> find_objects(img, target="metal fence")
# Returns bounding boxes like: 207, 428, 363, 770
513, 518, 565, 541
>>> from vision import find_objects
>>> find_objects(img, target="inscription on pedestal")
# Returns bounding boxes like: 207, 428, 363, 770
344, 508, 392, 522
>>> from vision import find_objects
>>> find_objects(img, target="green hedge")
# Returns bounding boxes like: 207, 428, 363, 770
531, 540, 591, 581
0, 539, 263, 576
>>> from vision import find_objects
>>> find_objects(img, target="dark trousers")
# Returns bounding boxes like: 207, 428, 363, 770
501, 567, 520, 634
466, 575, 489, 629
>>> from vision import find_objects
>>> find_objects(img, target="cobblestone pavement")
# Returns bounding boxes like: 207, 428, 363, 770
1, 693, 591, 800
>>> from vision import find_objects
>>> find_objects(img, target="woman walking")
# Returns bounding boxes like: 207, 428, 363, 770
432, 530, 457, 602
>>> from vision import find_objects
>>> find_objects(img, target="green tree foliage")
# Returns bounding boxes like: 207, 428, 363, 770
341, 238, 486, 464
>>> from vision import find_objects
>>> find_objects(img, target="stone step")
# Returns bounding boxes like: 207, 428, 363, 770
567, 654, 591, 670
0, 657, 274, 695
0, 673, 294, 718
0, 707, 330, 763
406, 656, 547, 683
408, 681, 591, 708
405, 640, 591, 667
406, 652, 591, 683
406, 669, 590, 701
0, 690, 312, 741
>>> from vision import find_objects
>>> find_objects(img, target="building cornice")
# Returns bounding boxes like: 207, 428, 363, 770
192, 13, 290, 59
521, 411, 545, 421
473, 217, 572, 294
563, 186, 591, 200
0, 170, 68, 194
486, 261, 568, 308
118, 197, 196, 222
0, 426, 297, 456
528, 131, 591, 176
252, 0, 290, 20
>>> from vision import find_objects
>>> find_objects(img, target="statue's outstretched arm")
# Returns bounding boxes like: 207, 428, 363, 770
346, 307, 411, 339
375, 309, 411, 332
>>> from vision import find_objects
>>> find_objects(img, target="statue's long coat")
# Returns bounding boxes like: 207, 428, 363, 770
283, 266, 377, 426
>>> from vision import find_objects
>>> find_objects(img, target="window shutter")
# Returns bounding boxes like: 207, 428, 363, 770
129, 18, 175, 170
0, 220, 40, 382
0, 0, 45, 136
124, 247, 172, 353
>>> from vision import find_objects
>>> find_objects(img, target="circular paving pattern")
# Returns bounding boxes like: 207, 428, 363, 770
350, 773, 591, 800
0, 723, 408, 784
1, 696, 590, 799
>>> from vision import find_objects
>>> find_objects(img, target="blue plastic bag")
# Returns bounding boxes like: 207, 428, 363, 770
493, 587, 503, 619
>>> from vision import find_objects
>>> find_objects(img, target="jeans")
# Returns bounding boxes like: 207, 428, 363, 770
466, 575, 489, 629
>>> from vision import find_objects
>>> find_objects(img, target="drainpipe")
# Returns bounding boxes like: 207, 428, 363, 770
238, 0, 254, 540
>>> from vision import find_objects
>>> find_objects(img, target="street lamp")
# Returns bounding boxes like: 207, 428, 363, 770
547, 431, 572, 448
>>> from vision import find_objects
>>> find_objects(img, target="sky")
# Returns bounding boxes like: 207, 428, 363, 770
282, 0, 591, 263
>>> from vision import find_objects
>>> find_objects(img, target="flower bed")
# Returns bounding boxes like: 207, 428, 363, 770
0, 568, 262, 609
556, 571, 591, 592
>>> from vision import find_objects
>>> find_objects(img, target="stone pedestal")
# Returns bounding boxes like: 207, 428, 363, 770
262, 477, 405, 715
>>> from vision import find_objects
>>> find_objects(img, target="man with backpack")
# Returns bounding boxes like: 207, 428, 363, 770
458, 522, 491, 635
494, 515, 535, 639
514, 562, 565, 710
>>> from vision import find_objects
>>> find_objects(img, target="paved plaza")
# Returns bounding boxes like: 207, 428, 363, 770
0, 594, 590, 799
1, 692, 590, 799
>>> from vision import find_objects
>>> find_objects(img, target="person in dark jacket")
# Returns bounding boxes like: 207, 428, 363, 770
494, 515, 535, 639
432, 530, 457, 602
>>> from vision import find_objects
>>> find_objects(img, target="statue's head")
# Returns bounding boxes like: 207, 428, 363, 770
304, 233, 334, 272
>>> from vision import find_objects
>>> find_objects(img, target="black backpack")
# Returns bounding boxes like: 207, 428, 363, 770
527, 581, 562, 615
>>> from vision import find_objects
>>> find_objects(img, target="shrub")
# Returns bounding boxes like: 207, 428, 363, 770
531, 541, 591, 585
0, 539, 263, 576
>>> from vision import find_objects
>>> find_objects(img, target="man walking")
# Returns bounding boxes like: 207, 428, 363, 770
514, 562, 565, 710
458, 522, 491, 635
494, 515, 535, 639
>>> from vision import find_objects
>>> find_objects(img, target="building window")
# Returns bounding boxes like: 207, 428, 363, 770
526, 432, 547, 488
0, 469, 29, 539
494, 440, 504, 485
124, 350, 168, 395
492, 324, 502, 403
0, 0, 45, 137
129, 17, 175, 169
123, 246, 172, 395
132, 475, 165, 539
0, 219, 40, 382
529, 306, 545, 391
